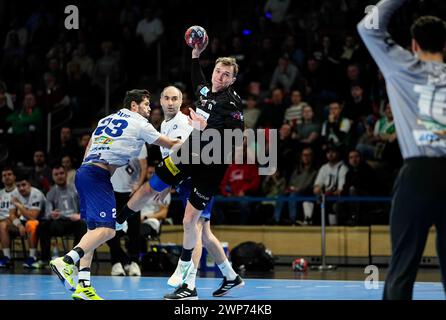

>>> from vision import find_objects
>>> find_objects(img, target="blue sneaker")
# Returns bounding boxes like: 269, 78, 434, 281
0, 256, 11, 268
23, 256, 42, 269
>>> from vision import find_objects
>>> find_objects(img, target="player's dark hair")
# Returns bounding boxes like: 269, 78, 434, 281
411, 16, 446, 53
123, 89, 151, 109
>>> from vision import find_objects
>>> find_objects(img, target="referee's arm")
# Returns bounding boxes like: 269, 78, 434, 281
357, 0, 415, 77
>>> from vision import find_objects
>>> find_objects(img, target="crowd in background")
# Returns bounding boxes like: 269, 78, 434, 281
1, 0, 446, 228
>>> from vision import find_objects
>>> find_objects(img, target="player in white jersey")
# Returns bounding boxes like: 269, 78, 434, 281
9, 174, 46, 269
50, 89, 181, 300
0, 167, 20, 268
108, 146, 148, 277
159, 86, 244, 298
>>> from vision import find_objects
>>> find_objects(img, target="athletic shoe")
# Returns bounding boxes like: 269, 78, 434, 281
23, 257, 40, 269
111, 262, 126, 276
163, 284, 198, 300
125, 261, 141, 276
212, 275, 245, 297
167, 263, 182, 287
50, 257, 76, 291
72, 284, 104, 300
0, 257, 11, 268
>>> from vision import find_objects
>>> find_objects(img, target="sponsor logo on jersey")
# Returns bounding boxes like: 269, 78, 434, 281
200, 86, 210, 97
230, 111, 244, 121
94, 136, 114, 145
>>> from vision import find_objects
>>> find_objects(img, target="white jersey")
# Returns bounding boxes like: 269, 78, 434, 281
0, 187, 20, 220
18, 187, 46, 221
111, 146, 148, 193
160, 112, 193, 158
84, 108, 161, 167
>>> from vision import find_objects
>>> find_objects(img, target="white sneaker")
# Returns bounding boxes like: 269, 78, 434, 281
167, 262, 182, 287
111, 262, 126, 276
125, 261, 141, 276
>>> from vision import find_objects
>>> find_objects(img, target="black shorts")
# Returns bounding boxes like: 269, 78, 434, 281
155, 155, 228, 210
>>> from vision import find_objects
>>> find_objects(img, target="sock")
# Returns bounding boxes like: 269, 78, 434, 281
116, 205, 137, 224
184, 266, 197, 290
63, 247, 84, 265
180, 248, 193, 262
29, 248, 37, 259
218, 259, 237, 280
78, 267, 91, 287
2, 248, 10, 259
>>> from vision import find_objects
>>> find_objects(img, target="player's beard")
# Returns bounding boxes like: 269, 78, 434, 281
138, 106, 150, 119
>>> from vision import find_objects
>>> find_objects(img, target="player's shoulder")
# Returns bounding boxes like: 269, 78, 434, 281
30, 187, 45, 198
225, 87, 243, 108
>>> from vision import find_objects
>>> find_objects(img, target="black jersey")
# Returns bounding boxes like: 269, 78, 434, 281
191, 58, 244, 132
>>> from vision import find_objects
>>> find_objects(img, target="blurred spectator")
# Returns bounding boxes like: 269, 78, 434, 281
219, 163, 260, 224
321, 101, 351, 151
0, 92, 13, 138
313, 145, 348, 225
277, 123, 298, 179
28, 149, 53, 194
356, 102, 396, 161
40, 72, 70, 113
149, 107, 163, 131
264, 0, 291, 25
343, 83, 373, 142
262, 169, 287, 225
270, 54, 298, 93
243, 94, 261, 129
257, 88, 287, 129
136, 8, 164, 49
10, 174, 46, 268
294, 105, 320, 150
38, 165, 86, 265
6, 93, 42, 163
92, 41, 121, 94
71, 43, 95, 78
61, 155, 76, 185
284, 89, 308, 130
340, 35, 360, 63
339, 149, 380, 225
4, 19, 28, 49
273, 147, 318, 225
66, 60, 92, 126
50, 127, 82, 166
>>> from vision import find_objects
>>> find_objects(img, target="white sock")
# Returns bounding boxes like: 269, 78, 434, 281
79, 268, 91, 287
218, 259, 237, 280
66, 250, 81, 264
184, 266, 197, 290
3, 248, 11, 258
29, 248, 37, 258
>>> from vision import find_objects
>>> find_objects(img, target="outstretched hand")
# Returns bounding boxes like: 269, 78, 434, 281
192, 34, 209, 59
188, 108, 207, 130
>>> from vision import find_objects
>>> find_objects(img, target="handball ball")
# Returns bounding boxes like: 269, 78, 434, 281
292, 258, 309, 272
185, 25, 208, 48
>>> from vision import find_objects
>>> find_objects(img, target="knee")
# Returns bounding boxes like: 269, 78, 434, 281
25, 220, 39, 234
105, 228, 116, 241
182, 216, 195, 231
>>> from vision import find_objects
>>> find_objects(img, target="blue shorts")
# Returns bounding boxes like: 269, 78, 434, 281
176, 178, 214, 220
75, 164, 116, 230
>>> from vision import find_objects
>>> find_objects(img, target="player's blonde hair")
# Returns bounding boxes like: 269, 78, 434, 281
215, 57, 239, 77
